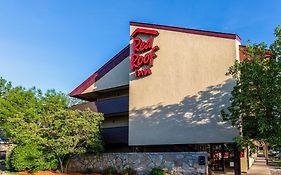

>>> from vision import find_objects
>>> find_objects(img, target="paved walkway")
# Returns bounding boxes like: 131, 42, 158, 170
213, 156, 271, 175
247, 156, 271, 175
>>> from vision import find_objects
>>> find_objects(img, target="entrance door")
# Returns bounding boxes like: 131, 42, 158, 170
209, 144, 225, 171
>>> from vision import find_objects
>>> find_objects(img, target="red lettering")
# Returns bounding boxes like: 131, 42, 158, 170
148, 46, 159, 66
140, 41, 146, 51
143, 68, 151, 76
130, 45, 159, 71
131, 54, 139, 70
137, 55, 144, 66
133, 38, 141, 52
134, 68, 152, 77
143, 54, 150, 64
133, 37, 153, 53
137, 70, 143, 77
131, 33, 159, 77
145, 37, 153, 50
151, 45, 159, 52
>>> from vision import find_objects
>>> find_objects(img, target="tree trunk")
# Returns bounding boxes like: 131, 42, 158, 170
64, 155, 73, 173
58, 158, 64, 173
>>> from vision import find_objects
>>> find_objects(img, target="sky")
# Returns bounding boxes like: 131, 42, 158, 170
0, 0, 280, 94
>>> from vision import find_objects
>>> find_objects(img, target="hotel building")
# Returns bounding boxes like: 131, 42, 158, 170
70, 22, 254, 174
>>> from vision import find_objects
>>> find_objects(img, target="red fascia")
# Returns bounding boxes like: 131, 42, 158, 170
131, 28, 159, 38
239, 45, 272, 61
130, 21, 241, 42
69, 45, 130, 97
239, 45, 247, 61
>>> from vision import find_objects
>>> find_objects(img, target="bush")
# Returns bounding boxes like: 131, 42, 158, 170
122, 167, 137, 175
103, 166, 117, 175
84, 167, 96, 174
0, 159, 5, 171
150, 167, 165, 175
7, 144, 58, 172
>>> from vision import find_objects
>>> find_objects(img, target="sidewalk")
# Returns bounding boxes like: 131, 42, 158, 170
247, 156, 271, 175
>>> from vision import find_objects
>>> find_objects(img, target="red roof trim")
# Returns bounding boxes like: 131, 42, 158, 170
69, 45, 130, 97
239, 45, 246, 61
239, 45, 272, 61
130, 21, 241, 42
131, 28, 159, 37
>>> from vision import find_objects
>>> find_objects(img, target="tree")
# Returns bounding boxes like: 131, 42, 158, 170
222, 26, 281, 148
41, 109, 103, 172
0, 80, 43, 144
0, 78, 104, 172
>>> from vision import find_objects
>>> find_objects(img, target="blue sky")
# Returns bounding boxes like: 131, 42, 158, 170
0, 0, 280, 94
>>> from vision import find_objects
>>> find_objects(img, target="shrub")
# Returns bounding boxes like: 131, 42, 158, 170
103, 166, 117, 175
8, 144, 58, 172
150, 167, 165, 175
122, 167, 137, 175
0, 159, 5, 171
84, 167, 96, 174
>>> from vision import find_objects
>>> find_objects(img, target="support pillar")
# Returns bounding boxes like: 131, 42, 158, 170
233, 144, 241, 175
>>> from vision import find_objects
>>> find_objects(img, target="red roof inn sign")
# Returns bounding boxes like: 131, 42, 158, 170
130, 28, 159, 78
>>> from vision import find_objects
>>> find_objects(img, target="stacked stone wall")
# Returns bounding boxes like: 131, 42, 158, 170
68, 152, 208, 175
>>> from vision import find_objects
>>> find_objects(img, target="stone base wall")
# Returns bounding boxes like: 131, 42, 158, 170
68, 152, 208, 175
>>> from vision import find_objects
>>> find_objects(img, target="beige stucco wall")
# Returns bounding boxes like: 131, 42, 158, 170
129, 25, 240, 145
240, 149, 248, 173
83, 56, 130, 94
102, 115, 128, 128
248, 152, 257, 168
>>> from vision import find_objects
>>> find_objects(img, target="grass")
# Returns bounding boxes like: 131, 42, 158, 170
270, 158, 281, 168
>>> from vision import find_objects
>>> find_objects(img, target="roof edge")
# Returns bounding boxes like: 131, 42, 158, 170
130, 21, 241, 42
69, 45, 130, 97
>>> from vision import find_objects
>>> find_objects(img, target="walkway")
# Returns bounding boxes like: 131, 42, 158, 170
247, 156, 271, 175
213, 155, 271, 175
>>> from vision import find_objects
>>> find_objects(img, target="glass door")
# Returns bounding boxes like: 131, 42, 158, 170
209, 144, 225, 171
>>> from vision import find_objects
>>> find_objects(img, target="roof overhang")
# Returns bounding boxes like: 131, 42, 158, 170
130, 21, 241, 42
69, 45, 130, 98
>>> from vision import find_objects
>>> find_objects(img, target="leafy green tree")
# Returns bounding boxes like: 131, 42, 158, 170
41, 109, 103, 172
8, 144, 58, 172
222, 26, 281, 148
0, 78, 104, 172
270, 26, 281, 60
0, 81, 43, 144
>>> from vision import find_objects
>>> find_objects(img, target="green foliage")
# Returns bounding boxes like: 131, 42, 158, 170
233, 137, 257, 154
103, 166, 117, 175
41, 109, 104, 172
0, 77, 104, 172
222, 26, 281, 147
83, 167, 96, 174
0, 159, 5, 166
8, 144, 58, 172
122, 167, 137, 175
269, 158, 281, 168
150, 167, 165, 175
270, 25, 281, 60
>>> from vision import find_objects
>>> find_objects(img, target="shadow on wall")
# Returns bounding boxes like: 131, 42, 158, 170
129, 79, 239, 145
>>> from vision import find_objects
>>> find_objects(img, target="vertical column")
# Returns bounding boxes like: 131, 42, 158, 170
221, 144, 225, 172
233, 144, 241, 175
240, 149, 248, 173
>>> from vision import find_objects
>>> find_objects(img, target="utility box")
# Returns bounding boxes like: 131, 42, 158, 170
198, 156, 206, 165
